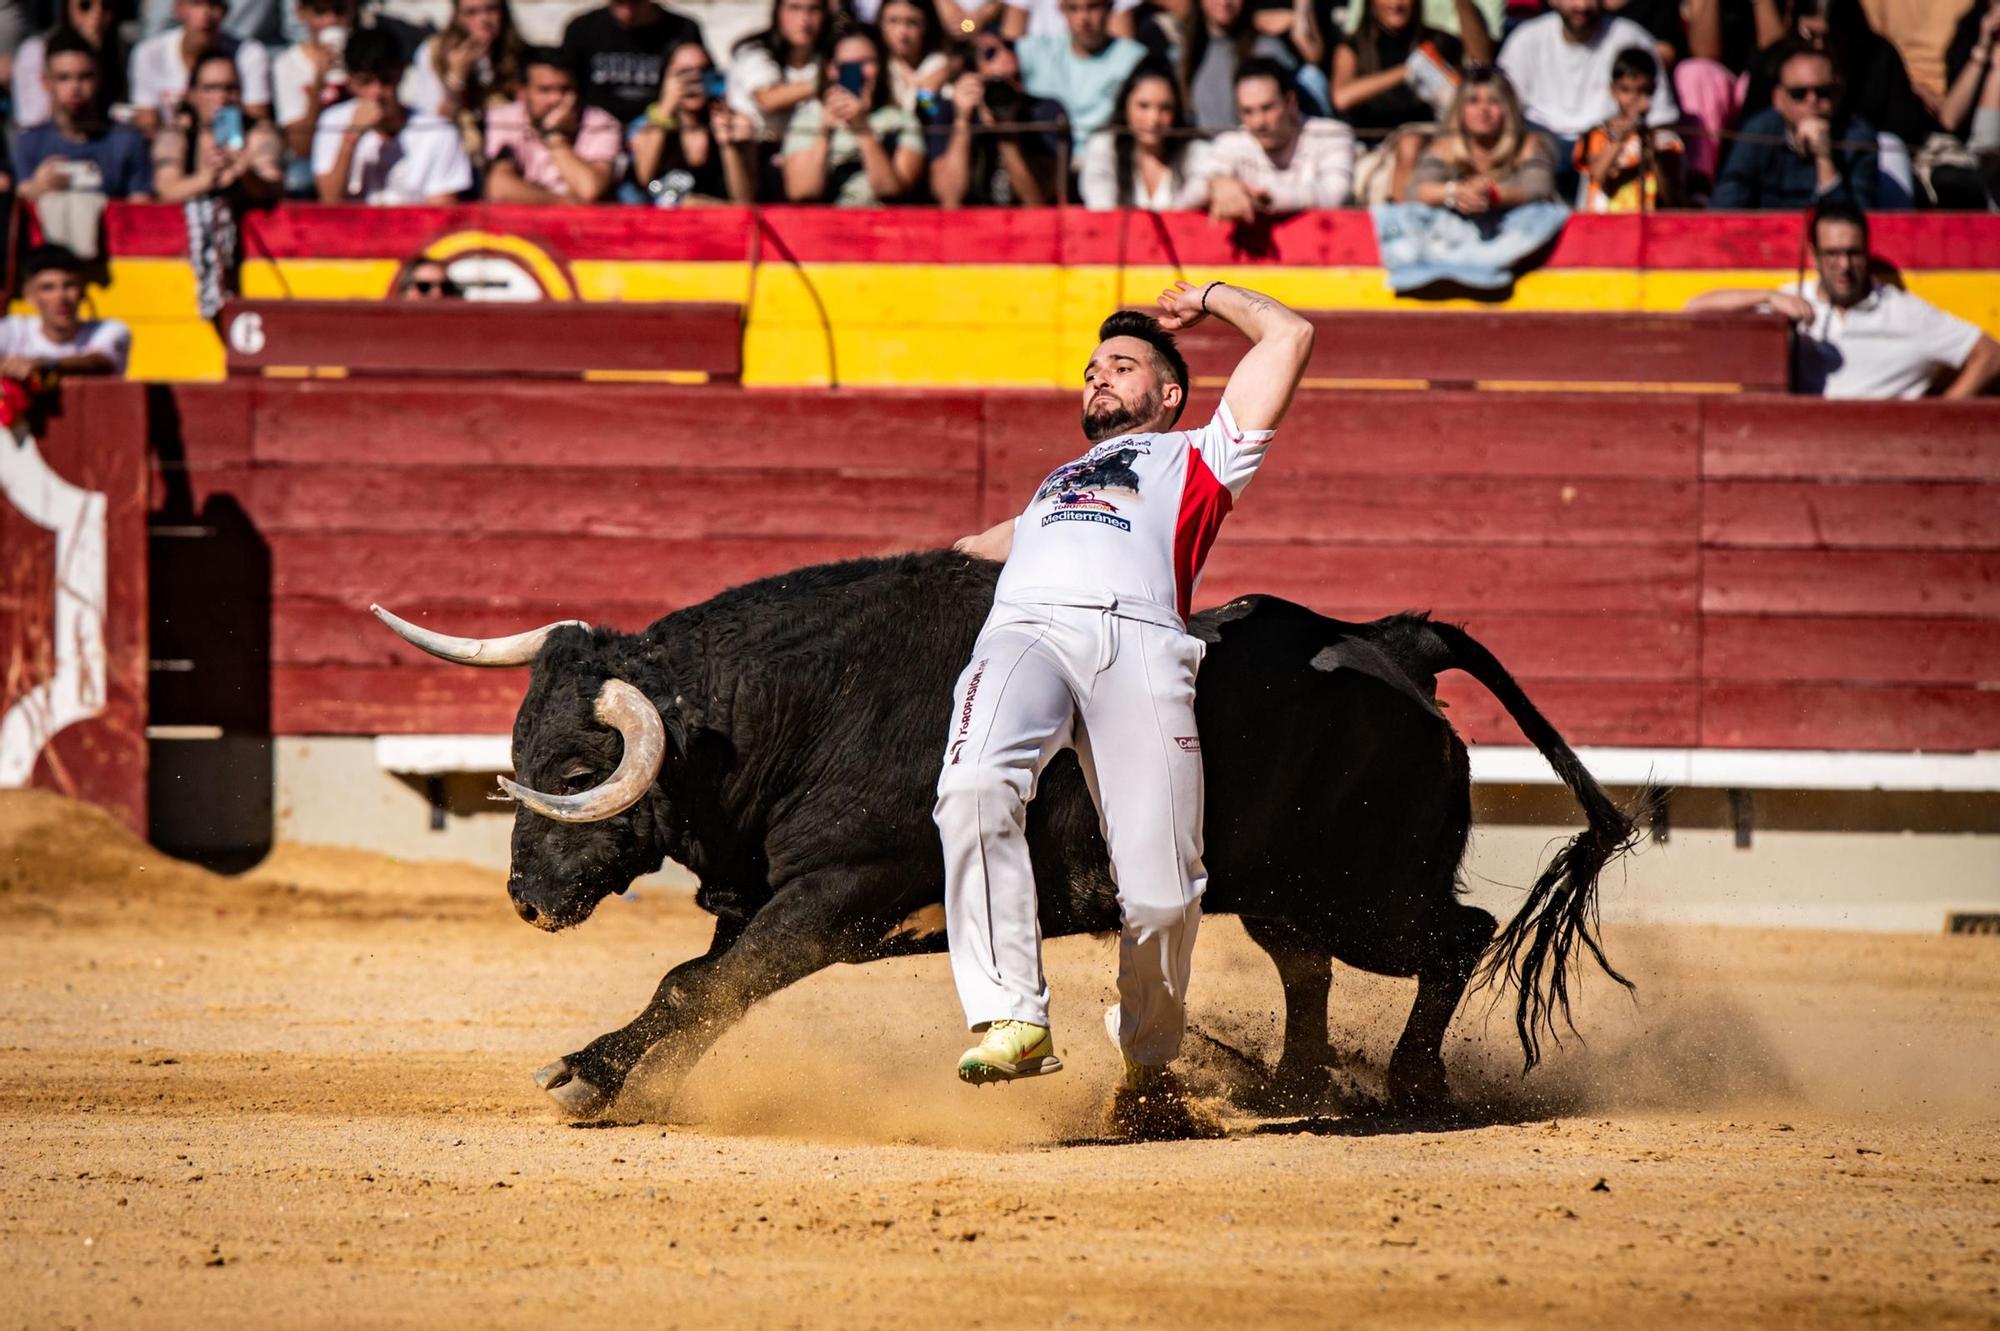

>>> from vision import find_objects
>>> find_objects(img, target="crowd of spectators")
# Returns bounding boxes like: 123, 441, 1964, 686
0, 0, 1986, 219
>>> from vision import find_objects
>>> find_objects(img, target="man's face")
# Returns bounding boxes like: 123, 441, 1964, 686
1235, 75, 1295, 153
26, 269, 84, 334
300, 0, 353, 36
178, 0, 225, 42
1813, 219, 1870, 308
608, 0, 655, 30
523, 63, 577, 126
403, 261, 455, 299
1062, 0, 1112, 51
348, 68, 404, 113
1611, 72, 1654, 122
188, 58, 241, 126
1775, 53, 1838, 128
45, 51, 98, 118
1552, 0, 1600, 38
1082, 335, 1180, 442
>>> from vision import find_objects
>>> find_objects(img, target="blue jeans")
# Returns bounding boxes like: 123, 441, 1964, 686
1370, 200, 1572, 294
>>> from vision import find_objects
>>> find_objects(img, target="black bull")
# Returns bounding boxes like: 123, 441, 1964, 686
465, 552, 1640, 1120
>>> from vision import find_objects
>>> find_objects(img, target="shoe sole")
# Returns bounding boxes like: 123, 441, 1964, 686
957, 1054, 1064, 1085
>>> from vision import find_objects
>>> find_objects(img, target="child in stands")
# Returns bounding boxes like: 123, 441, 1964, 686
1573, 45, 1682, 212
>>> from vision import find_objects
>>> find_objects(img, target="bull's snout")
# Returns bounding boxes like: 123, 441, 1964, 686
512, 895, 540, 925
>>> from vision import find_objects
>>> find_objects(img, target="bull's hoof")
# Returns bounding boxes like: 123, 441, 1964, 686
1384, 1054, 1451, 1114
534, 1058, 615, 1120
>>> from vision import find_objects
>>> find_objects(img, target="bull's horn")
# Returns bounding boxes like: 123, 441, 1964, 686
371, 604, 588, 667
496, 680, 666, 823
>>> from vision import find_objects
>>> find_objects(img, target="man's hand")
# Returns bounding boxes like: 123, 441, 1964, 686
1796, 115, 1832, 160
1762, 292, 1814, 322
823, 86, 862, 129
302, 40, 337, 81
712, 104, 754, 143
1207, 175, 1260, 224
1154, 278, 1211, 333
954, 519, 1015, 563
953, 71, 985, 123
29, 157, 70, 192
346, 97, 384, 135
0, 355, 41, 380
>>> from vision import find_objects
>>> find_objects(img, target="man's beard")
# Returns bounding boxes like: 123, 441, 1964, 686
1082, 388, 1160, 442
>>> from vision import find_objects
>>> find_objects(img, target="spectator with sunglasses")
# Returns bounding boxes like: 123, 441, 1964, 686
398, 258, 464, 299
928, 23, 1064, 207
1713, 39, 1878, 209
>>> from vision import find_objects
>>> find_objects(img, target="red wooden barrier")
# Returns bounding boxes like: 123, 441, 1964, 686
135, 380, 1999, 752
1, 383, 149, 831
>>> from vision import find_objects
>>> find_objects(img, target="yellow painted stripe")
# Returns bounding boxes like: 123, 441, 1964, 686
260, 365, 350, 379
581, 369, 711, 384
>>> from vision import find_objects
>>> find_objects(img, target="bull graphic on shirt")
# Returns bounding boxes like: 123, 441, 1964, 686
1035, 447, 1142, 508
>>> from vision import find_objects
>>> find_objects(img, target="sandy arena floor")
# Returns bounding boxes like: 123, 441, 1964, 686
2, 789, 1997, 1329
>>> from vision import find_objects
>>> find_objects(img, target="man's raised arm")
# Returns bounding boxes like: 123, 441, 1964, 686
1155, 280, 1316, 432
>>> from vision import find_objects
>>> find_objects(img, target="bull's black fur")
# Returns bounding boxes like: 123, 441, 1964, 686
504, 551, 1639, 1118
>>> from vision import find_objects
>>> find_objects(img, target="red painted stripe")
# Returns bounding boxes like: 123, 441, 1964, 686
1172, 446, 1233, 623
104, 204, 2000, 270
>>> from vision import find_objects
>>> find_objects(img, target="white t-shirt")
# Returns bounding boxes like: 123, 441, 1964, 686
1784, 279, 1986, 400
12, 34, 50, 127
129, 28, 274, 118
273, 40, 349, 127
1496, 11, 1676, 137
1200, 118, 1357, 210
1078, 131, 1214, 210
994, 400, 1275, 626
1005, 0, 1142, 41
725, 44, 821, 140
0, 313, 132, 374
309, 99, 474, 204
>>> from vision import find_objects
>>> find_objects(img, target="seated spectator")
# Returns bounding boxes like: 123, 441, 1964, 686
781, 25, 926, 204
1940, 0, 2000, 159
1182, 0, 1320, 131
928, 22, 1064, 207
629, 38, 758, 204
1004, 0, 1141, 41
1201, 57, 1354, 218
152, 48, 282, 202
312, 25, 474, 204
1018, 0, 1147, 153
559, 0, 704, 125
0, 244, 131, 380
1687, 203, 2000, 399
16, 36, 152, 205
1573, 44, 1681, 209
403, 0, 523, 134
1332, 0, 1494, 203
1374, 68, 1567, 293
128, 0, 272, 134
1497, 0, 1676, 200
1742, 0, 1935, 154
275, 0, 353, 161
1712, 41, 1879, 209
482, 47, 619, 203
12, 0, 129, 130
398, 256, 464, 298
878, 0, 950, 112
727, 0, 832, 147
1079, 57, 1211, 209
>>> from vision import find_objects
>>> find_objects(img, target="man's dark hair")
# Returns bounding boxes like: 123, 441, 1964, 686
1233, 55, 1294, 97
343, 24, 407, 82
522, 45, 570, 77
44, 29, 101, 67
1768, 34, 1837, 88
1808, 198, 1869, 250
1609, 46, 1655, 86
1097, 309, 1190, 426
23, 244, 85, 281
189, 48, 238, 85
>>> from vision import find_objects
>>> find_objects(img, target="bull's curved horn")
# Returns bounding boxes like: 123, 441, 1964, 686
371, 604, 588, 667
496, 680, 666, 823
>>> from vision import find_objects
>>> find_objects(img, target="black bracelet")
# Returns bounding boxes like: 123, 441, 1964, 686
1200, 280, 1220, 312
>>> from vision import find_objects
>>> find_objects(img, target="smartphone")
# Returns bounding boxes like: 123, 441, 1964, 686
213, 104, 246, 151
835, 60, 866, 95
702, 69, 728, 100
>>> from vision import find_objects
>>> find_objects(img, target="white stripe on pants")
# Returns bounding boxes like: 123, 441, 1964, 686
934, 601, 1207, 1068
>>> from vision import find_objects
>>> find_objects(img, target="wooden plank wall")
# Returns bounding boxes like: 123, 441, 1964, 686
146, 380, 2000, 751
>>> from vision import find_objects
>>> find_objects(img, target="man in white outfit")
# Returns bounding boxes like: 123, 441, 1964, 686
937, 279, 1315, 1098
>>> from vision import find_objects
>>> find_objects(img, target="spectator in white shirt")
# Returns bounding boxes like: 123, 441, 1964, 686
274, 0, 353, 161
128, 0, 272, 134
727, 0, 833, 144
1003, 0, 1140, 42
1497, 0, 1674, 199
1202, 57, 1354, 221
1687, 203, 2000, 400
0, 244, 131, 380
311, 24, 474, 204
1018, 0, 1147, 154
1079, 58, 1211, 210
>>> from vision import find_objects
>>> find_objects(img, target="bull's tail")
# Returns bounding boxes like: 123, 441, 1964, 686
1418, 619, 1650, 1073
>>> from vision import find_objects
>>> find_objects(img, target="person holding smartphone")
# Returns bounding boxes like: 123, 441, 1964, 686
629, 37, 757, 204
781, 25, 925, 204
153, 49, 282, 203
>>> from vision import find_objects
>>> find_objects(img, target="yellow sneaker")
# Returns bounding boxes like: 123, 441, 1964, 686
957, 1020, 1063, 1084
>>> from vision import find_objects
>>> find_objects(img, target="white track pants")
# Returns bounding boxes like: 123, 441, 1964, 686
934, 601, 1207, 1068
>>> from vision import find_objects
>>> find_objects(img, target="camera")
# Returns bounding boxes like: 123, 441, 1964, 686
982, 77, 1018, 122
